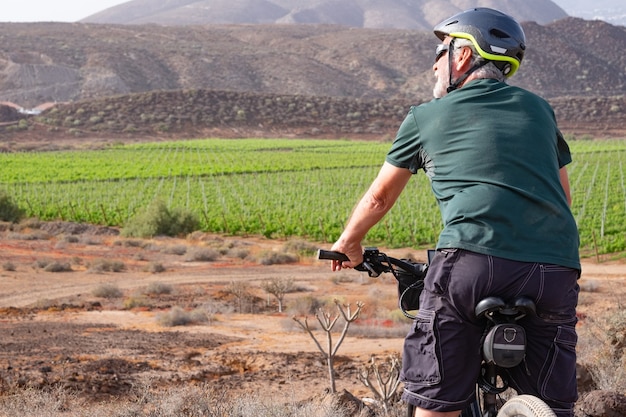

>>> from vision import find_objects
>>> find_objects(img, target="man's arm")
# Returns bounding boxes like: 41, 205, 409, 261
560, 166, 572, 206
330, 161, 412, 270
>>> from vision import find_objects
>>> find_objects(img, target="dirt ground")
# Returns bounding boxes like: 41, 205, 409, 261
0, 222, 423, 405
1, 221, 625, 409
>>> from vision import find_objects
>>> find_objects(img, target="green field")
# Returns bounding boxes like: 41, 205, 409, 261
1, 138, 625, 256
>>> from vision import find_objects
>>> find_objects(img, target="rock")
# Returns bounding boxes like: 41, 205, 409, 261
578, 390, 626, 417
322, 389, 376, 417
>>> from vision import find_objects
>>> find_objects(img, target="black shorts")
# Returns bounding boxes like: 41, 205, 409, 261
401, 249, 579, 417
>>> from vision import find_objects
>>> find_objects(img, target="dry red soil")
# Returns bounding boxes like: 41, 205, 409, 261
1, 222, 625, 408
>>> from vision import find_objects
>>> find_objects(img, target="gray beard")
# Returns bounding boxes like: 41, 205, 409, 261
433, 70, 449, 98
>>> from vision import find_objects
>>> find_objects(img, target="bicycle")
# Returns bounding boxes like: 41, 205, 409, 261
318, 247, 557, 417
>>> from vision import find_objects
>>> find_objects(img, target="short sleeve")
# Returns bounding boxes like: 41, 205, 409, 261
556, 129, 572, 168
385, 107, 421, 173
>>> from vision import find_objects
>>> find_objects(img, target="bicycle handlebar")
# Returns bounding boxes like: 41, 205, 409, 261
317, 247, 428, 278
318, 247, 429, 318
317, 249, 349, 262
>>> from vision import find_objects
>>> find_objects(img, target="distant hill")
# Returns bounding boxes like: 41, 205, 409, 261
82, 0, 567, 28
0, 18, 624, 109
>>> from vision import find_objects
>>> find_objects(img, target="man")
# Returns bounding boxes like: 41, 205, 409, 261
329, 8, 580, 417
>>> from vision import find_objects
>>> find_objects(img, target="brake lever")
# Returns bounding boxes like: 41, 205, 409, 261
355, 261, 380, 277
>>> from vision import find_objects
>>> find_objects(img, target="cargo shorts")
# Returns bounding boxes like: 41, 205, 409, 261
400, 248, 580, 417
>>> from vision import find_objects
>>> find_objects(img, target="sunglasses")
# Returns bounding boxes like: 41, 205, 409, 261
435, 43, 449, 63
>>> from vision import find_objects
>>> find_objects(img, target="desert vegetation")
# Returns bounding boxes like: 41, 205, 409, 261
0, 218, 422, 416
0, 213, 625, 416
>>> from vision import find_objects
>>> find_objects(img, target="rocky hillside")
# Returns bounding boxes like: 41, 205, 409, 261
82, 0, 567, 28
1, 88, 623, 149
0, 18, 624, 110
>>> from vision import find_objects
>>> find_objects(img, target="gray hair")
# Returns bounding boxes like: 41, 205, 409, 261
452, 38, 506, 82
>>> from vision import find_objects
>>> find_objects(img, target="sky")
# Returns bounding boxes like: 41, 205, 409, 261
0, 0, 606, 23
0, 0, 129, 22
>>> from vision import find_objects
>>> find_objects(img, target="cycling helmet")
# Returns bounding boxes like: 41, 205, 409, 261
433, 7, 526, 78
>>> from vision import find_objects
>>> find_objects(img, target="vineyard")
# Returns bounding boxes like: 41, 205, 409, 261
1, 137, 625, 256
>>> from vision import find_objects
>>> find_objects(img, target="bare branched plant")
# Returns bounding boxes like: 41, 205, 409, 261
293, 299, 364, 393
359, 354, 402, 415
225, 280, 253, 313
262, 277, 296, 312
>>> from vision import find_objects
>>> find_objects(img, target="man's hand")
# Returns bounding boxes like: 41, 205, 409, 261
329, 240, 363, 271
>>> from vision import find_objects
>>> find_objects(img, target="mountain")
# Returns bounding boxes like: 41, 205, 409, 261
0, 17, 624, 110
82, 0, 568, 28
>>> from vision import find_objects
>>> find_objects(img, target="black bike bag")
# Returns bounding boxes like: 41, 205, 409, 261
482, 323, 526, 368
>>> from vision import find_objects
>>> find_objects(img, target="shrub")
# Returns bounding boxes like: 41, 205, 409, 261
158, 306, 208, 327
185, 248, 219, 262
579, 279, 599, 292
2, 262, 16, 271
283, 239, 318, 256
88, 259, 126, 273
0, 189, 24, 223
330, 273, 357, 284
124, 296, 150, 310
122, 199, 199, 238
287, 294, 326, 316
577, 308, 626, 393
258, 251, 298, 265
146, 262, 166, 273
9, 231, 49, 241
144, 281, 173, 295
226, 247, 250, 259
92, 284, 123, 299
43, 261, 72, 273
62, 235, 80, 243
116, 239, 145, 248
33, 259, 50, 269
162, 244, 188, 255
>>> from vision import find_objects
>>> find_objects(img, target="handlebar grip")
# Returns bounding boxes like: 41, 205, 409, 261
317, 249, 350, 262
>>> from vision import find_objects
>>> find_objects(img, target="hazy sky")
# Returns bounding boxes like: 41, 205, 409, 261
0, 0, 129, 22
0, 1, 604, 23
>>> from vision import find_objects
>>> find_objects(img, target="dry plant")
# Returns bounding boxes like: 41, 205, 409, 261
577, 305, 626, 392
161, 244, 188, 255
359, 354, 402, 415
157, 306, 208, 326
2, 261, 16, 271
258, 250, 299, 265
88, 258, 126, 273
123, 296, 150, 310
185, 247, 220, 262
145, 262, 166, 273
287, 294, 327, 316
0, 383, 353, 417
225, 280, 255, 313
43, 261, 72, 272
293, 299, 364, 394
143, 281, 173, 295
91, 283, 123, 299
262, 277, 296, 312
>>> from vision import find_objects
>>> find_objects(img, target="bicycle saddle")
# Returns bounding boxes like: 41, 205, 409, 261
475, 296, 536, 321
475, 296, 506, 319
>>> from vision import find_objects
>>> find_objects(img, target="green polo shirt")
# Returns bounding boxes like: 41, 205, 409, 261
386, 79, 580, 270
